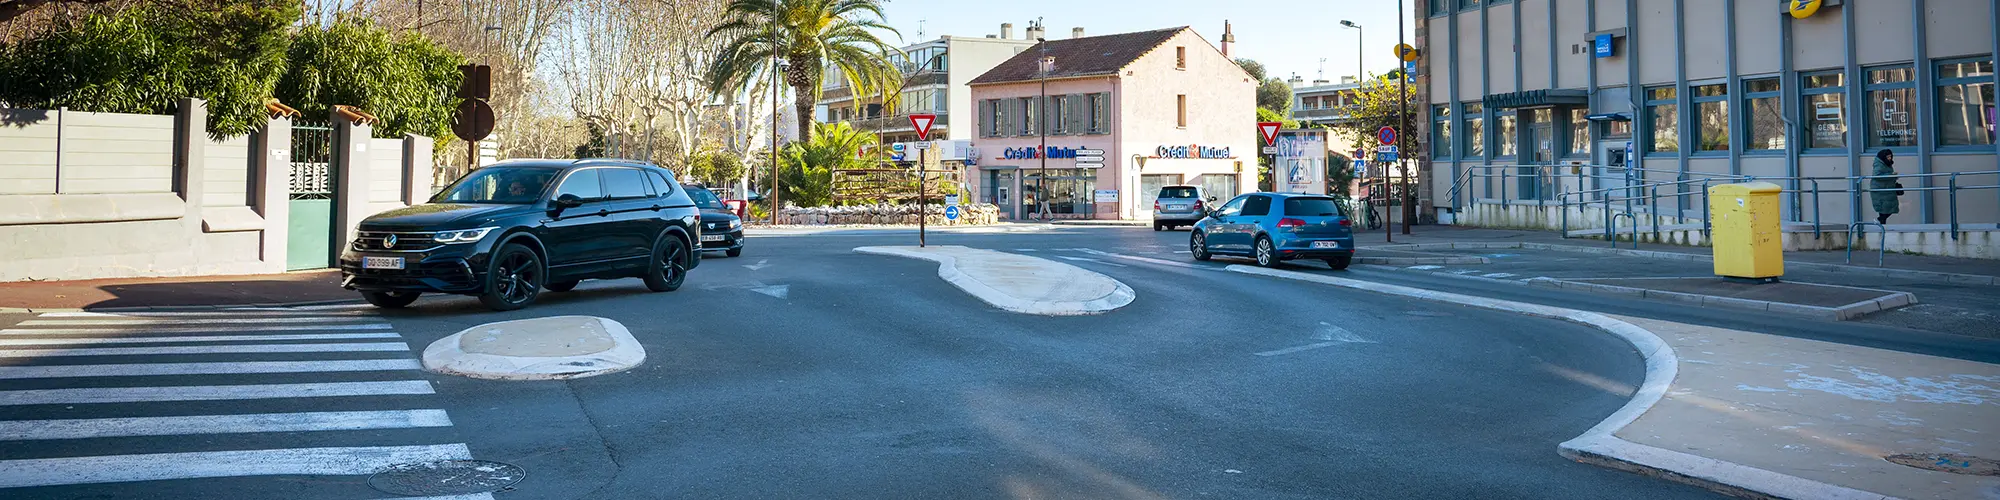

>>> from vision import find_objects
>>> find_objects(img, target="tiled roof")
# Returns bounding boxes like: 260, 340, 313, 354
967, 27, 1188, 85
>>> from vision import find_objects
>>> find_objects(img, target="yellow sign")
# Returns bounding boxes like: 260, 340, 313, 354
1787, 0, 1823, 19
1394, 44, 1420, 62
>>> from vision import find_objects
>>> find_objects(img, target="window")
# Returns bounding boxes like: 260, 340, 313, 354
602, 168, 648, 200
1865, 65, 1918, 148
647, 171, 675, 197
1021, 169, 1097, 215
1283, 197, 1346, 217
1175, 47, 1187, 69
1463, 102, 1485, 157
1496, 111, 1517, 157
1049, 95, 1070, 134
1087, 93, 1109, 134
1018, 97, 1036, 135
1459, 0, 1481, 10
1176, 94, 1188, 128
1433, 105, 1453, 158
686, 186, 726, 210
1644, 86, 1679, 154
1936, 58, 1996, 147
555, 169, 605, 201
1240, 195, 1272, 217
1801, 70, 1847, 150
1744, 78, 1785, 151
1214, 195, 1247, 217
432, 167, 557, 204
1567, 108, 1590, 156
1429, 0, 1450, 16
1692, 84, 1729, 152
1199, 173, 1238, 199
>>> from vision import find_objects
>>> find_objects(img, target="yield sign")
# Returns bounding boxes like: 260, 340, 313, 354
910, 114, 937, 140
1257, 122, 1282, 147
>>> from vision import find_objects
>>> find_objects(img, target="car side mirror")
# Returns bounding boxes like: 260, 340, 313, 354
550, 194, 585, 214
1207, 195, 1218, 202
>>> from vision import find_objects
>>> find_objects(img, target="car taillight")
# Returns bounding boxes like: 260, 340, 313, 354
1153, 201, 1161, 211
1338, 218, 1353, 227
1278, 218, 1307, 228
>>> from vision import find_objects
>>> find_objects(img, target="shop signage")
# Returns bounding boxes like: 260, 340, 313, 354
1155, 144, 1232, 159
1593, 33, 1613, 58
1787, 0, 1823, 19
1094, 190, 1118, 203
999, 146, 1085, 160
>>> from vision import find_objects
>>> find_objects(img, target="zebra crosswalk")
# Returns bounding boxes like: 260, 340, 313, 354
0, 307, 489, 498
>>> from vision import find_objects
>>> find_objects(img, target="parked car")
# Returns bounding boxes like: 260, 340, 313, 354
1152, 185, 1215, 231
339, 159, 702, 311
684, 185, 744, 257
1189, 192, 1356, 269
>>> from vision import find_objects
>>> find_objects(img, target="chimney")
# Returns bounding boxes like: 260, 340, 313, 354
1313, 79, 1329, 86
1072, 27, 1085, 39
1287, 73, 1305, 88
1001, 23, 1013, 40
1221, 20, 1235, 58
1026, 24, 1045, 41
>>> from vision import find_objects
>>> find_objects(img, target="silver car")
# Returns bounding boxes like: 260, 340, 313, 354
1152, 185, 1215, 231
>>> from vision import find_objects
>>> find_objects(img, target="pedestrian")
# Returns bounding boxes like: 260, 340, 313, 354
1869, 149, 1904, 225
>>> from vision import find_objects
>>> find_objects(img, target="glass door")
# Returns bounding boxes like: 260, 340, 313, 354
1521, 108, 1554, 200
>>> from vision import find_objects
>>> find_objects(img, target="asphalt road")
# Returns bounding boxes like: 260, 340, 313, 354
0, 226, 1724, 499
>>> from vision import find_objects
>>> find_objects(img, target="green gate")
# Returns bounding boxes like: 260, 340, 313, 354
286, 121, 337, 270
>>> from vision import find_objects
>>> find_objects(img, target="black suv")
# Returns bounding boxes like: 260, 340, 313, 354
684, 185, 743, 257
339, 159, 703, 311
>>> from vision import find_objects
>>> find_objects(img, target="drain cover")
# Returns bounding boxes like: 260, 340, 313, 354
1885, 453, 2000, 476
369, 459, 525, 496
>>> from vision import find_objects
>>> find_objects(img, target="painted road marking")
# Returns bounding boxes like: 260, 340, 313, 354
1055, 256, 1129, 267
1074, 248, 1211, 270
0, 332, 405, 346
1481, 273, 1518, 278
0, 410, 453, 441
1, 324, 394, 334
1315, 322, 1377, 343
0, 380, 436, 406
0, 444, 473, 488
1254, 342, 1342, 357
0, 359, 423, 379
1407, 265, 1444, 270
20, 316, 381, 326
0, 342, 411, 358
743, 259, 772, 271
37, 310, 377, 318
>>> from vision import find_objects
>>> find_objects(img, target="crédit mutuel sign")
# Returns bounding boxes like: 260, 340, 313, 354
999, 146, 1085, 160
1153, 144, 1233, 159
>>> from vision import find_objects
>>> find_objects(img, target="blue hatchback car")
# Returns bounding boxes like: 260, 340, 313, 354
1190, 192, 1356, 269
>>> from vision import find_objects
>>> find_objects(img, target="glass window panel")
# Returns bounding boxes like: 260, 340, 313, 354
1867, 86, 1918, 148
1648, 87, 1677, 101
1938, 60, 1994, 80
1804, 72, 1845, 89
1747, 96, 1786, 150
1569, 109, 1590, 155
1698, 100, 1728, 151
1693, 84, 1727, 98
1497, 113, 1517, 157
555, 169, 605, 200
1746, 78, 1781, 94
602, 168, 648, 199
1868, 67, 1915, 85
1649, 103, 1678, 152
1805, 93, 1847, 149
1937, 81, 1995, 146
1434, 105, 1454, 157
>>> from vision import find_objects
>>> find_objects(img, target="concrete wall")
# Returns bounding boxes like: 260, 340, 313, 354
203, 135, 252, 207
1487, 4, 1517, 95
1928, 0, 1994, 58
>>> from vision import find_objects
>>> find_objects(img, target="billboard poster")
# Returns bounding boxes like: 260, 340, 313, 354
1275, 129, 1328, 194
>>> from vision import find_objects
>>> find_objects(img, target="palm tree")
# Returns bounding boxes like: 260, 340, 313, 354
704, 0, 902, 141
775, 121, 877, 207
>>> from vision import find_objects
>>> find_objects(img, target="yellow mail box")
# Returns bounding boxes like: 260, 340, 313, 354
1708, 182, 1784, 279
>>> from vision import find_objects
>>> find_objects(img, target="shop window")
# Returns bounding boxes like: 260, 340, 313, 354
1644, 86, 1678, 154
1692, 84, 1729, 153
1743, 78, 1785, 151
1935, 57, 1995, 147
1021, 169, 1098, 215
1865, 65, 1918, 149
1567, 108, 1589, 156
1496, 111, 1517, 158
1800, 70, 1847, 150
1177, 94, 1188, 128
1462, 102, 1485, 157
1433, 105, 1453, 159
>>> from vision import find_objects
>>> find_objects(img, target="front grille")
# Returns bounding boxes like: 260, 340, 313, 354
344, 259, 476, 289
354, 231, 440, 252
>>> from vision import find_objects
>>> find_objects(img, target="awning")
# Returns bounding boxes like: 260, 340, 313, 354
1584, 112, 1632, 122
1483, 89, 1588, 109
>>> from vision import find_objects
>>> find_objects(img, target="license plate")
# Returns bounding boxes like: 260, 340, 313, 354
1311, 241, 1340, 249
1167, 204, 1189, 211
362, 256, 404, 270
701, 234, 725, 242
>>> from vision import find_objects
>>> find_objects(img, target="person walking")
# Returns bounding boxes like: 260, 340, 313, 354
1869, 149, 1904, 224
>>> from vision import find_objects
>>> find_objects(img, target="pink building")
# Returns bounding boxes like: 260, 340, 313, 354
966, 26, 1256, 220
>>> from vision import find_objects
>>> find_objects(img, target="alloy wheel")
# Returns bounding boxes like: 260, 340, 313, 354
495, 252, 539, 305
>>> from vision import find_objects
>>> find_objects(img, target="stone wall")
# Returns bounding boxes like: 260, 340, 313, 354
777, 204, 1002, 226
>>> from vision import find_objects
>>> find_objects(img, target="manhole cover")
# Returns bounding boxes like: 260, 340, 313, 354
1885, 453, 2000, 476
369, 459, 525, 496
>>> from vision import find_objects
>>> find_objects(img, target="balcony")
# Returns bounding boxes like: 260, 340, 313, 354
820, 72, 950, 104
1290, 107, 1355, 121
841, 112, 949, 133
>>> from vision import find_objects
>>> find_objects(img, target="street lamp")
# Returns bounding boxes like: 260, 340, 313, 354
1037, 44, 1053, 220
1339, 20, 1362, 83
1396, 0, 1412, 235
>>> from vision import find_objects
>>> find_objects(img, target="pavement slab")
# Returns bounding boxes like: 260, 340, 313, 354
854, 245, 1135, 315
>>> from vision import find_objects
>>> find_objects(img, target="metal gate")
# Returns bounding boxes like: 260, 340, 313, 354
286, 121, 337, 270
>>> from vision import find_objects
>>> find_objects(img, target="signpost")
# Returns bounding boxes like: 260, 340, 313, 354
911, 114, 937, 247
1075, 148, 1104, 168
452, 64, 495, 171
1257, 122, 1282, 147
944, 205, 959, 221
1375, 145, 1398, 163
1377, 126, 1398, 146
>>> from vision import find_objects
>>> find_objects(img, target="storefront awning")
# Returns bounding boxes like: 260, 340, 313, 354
1483, 89, 1588, 109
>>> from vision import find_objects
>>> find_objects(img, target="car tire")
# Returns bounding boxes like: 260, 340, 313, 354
725, 246, 743, 258
1152, 223, 1162, 232
478, 243, 544, 311
544, 280, 579, 292
643, 232, 689, 292
360, 291, 420, 308
1190, 231, 1213, 261
1254, 236, 1278, 268
1324, 255, 1352, 270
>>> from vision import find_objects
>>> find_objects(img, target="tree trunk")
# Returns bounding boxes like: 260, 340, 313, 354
792, 83, 816, 143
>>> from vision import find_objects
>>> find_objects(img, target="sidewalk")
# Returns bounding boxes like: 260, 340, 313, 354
0, 270, 351, 312
1357, 225, 2000, 278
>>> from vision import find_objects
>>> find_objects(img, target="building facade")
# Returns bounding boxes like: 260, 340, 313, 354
817, 26, 1041, 144
1421, 0, 1998, 230
967, 27, 1257, 220
1290, 80, 1363, 129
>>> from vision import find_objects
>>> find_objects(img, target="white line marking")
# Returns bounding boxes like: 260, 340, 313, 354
1074, 248, 1209, 269
1480, 273, 1518, 278
0, 342, 410, 358
1013, 248, 1039, 252
743, 259, 771, 271
0, 444, 472, 488
0, 381, 434, 406
0, 359, 423, 379
749, 284, 790, 299
0, 333, 404, 346
21, 317, 380, 326
376, 495, 495, 500
285, 303, 377, 311
38, 311, 377, 318
0, 410, 453, 441
1407, 265, 1444, 270
1055, 256, 1128, 267
1254, 342, 1342, 357
2, 324, 393, 335
1316, 323, 1377, 343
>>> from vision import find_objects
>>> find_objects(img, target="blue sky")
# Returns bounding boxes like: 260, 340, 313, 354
879, 0, 1420, 84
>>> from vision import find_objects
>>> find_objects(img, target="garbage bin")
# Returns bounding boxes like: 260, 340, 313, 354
1708, 182, 1784, 280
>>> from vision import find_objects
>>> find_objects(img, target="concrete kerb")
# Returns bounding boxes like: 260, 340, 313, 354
1223, 265, 1886, 500
1364, 241, 2000, 285
422, 315, 645, 381
854, 246, 1135, 316
1526, 278, 1918, 321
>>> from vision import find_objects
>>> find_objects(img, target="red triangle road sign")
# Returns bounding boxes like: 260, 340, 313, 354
910, 114, 937, 140
1257, 122, 1282, 147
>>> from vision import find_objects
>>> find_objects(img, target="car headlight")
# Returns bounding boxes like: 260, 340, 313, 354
435, 227, 498, 244
727, 219, 742, 229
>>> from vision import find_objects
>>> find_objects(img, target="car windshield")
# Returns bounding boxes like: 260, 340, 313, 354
1159, 187, 1199, 199
1284, 197, 1345, 217
431, 167, 559, 204
687, 187, 726, 210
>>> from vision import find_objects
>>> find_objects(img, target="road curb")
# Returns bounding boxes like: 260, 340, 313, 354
1353, 255, 1491, 265
1362, 241, 2000, 286
855, 246, 1135, 316
1223, 265, 1887, 500
421, 316, 646, 381
0, 298, 365, 314
1524, 278, 1918, 321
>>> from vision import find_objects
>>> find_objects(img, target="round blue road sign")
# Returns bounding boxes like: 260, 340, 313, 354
944, 206, 959, 220
1377, 126, 1397, 145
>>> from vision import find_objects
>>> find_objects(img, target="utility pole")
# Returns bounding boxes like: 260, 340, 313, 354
1340, 20, 1363, 82
1036, 19, 1050, 220
770, 54, 784, 226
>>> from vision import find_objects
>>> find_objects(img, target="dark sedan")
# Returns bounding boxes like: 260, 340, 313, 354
686, 185, 744, 257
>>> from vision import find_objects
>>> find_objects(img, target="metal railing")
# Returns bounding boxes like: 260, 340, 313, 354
1447, 161, 2000, 264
